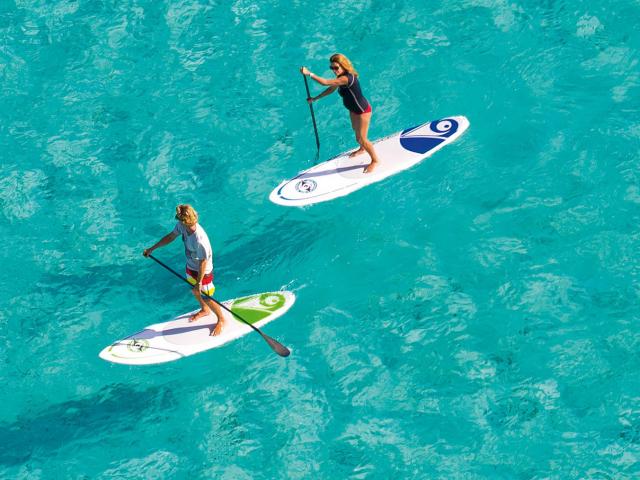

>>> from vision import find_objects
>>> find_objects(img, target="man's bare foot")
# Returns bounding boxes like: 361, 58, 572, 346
210, 321, 224, 336
363, 161, 379, 173
349, 147, 365, 158
189, 309, 210, 322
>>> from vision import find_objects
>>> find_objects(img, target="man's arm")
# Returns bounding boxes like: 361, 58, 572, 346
194, 258, 207, 292
143, 231, 178, 257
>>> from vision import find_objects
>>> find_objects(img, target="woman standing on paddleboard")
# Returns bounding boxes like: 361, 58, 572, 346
301, 53, 380, 173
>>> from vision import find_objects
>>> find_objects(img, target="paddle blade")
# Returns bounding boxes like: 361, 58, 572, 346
262, 333, 291, 357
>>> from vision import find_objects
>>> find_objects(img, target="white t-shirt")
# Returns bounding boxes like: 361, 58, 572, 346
172, 222, 213, 274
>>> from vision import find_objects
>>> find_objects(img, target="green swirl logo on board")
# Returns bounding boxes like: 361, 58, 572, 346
231, 292, 288, 325
259, 293, 285, 310
127, 339, 149, 353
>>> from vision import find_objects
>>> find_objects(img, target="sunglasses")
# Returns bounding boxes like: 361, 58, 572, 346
330, 65, 340, 71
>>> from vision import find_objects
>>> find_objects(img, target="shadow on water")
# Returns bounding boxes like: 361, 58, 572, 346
38, 260, 183, 304
216, 215, 326, 282
27, 203, 325, 303
0, 383, 176, 466
36, 214, 325, 299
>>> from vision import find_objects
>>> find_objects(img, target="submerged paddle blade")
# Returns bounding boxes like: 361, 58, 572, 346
262, 333, 290, 357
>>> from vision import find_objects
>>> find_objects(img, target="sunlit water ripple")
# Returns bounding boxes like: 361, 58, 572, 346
1, 0, 639, 478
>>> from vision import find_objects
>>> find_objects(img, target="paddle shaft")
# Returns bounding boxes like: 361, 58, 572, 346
303, 74, 320, 152
147, 254, 290, 357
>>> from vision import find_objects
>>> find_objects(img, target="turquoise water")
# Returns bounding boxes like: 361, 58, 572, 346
1, 0, 639, 477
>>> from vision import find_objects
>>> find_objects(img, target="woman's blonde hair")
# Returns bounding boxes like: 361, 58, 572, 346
175, 204, 198, 226
330, 53, 358, 76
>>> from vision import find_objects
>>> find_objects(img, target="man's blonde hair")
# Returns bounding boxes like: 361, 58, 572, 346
175, 204, 198, 226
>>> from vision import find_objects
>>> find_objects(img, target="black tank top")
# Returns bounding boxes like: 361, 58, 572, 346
338, 73, 370, 114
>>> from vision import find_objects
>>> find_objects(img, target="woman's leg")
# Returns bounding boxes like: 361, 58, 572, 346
348, 111, 365, 157
350, 111, 380, 173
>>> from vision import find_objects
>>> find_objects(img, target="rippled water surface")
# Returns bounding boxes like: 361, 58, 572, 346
1, 0, 639, 478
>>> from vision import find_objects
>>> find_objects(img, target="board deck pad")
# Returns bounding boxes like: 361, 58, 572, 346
270, 116, 469, 206
99, 291, 295, 365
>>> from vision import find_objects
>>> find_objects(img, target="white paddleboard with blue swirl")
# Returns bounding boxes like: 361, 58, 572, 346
270, 116, 469, 207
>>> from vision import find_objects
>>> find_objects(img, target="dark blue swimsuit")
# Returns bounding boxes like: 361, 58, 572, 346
338, 73, 370, 114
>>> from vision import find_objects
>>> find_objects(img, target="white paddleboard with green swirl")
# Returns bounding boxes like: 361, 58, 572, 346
99, 291, 295, 365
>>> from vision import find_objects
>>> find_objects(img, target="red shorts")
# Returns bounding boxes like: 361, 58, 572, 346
354, 104, 372, 115
186, 267, 215, 296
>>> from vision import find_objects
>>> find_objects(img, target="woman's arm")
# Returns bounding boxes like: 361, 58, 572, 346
311, 86, 337, 102
300, 66, 348, 87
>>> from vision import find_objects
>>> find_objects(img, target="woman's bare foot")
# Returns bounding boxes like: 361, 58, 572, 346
189, 309, 210, 322
363, 160, 379, 173
349, 147, 365, 158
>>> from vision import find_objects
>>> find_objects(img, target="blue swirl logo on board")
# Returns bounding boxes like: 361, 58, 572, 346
295, 179, 317, 193
399, 118, 459, 154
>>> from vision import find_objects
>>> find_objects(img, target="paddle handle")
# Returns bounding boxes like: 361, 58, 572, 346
303, 74, 320, 152
147, 254, 290, 357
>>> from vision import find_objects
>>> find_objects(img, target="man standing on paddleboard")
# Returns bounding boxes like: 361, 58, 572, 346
143, 204, 225, 336
301, 53, 381, 173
